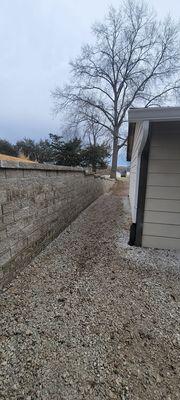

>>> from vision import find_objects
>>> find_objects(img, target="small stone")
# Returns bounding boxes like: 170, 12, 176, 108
25, 329, 32, 336
156, 374, 161, 383
1, 361, 7, 366
109, 390, 116, 399
116, 376, 122, 385
13, 384, 18, 389
175, 333, 180, 346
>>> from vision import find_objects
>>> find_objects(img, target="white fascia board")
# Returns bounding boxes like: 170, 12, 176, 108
128, 107, 180, 123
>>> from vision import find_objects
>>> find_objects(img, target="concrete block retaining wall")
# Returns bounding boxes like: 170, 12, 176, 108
0, 161, 114, 288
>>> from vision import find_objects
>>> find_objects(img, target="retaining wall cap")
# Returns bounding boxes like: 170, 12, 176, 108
0, 160, 114, 181
0, 160, 85, 172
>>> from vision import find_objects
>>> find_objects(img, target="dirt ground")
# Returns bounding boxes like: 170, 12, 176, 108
0, 181, 179, 400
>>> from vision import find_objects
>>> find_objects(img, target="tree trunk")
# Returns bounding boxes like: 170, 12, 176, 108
92, 165, 96, 173
91, 135, 97, 173
110, 136, 119, 179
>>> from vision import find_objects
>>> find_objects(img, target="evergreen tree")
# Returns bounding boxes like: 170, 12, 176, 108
0, 139, 18, 157
16, 138, 37, 160
81, 143, 110, 172
55, 137, 82, 166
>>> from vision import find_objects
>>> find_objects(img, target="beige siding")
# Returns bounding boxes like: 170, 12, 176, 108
143, 223, 180, 238
145, 199, 180, 213
147, 173, 180, 187
142, 123, 180, 250
144, 211, 180, 225
143, 236, 180, 250
150, 146, 180, 159
148, 160, 180, 173
146, 186, 180, 199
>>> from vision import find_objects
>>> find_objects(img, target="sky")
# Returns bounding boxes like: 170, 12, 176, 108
0, 0, 180, 146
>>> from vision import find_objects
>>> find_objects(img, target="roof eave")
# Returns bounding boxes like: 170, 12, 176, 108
128, 107, 180, 123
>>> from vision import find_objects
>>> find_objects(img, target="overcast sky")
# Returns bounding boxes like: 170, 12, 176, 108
0, 0, 180, 143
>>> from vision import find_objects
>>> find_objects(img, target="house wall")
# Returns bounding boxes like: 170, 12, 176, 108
142, 122, 180, 250
0, 161, 114, 288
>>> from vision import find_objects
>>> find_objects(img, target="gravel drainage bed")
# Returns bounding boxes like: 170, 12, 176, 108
0, 182, 180, 400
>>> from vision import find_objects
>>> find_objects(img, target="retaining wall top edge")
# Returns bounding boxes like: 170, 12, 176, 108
0, 160, 114, 181
0, 160, 85, 172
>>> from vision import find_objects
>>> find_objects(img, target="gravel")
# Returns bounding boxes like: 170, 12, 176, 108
0, 181, 180, 400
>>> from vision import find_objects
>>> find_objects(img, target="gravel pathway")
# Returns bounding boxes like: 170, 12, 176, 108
0, 181, 180, 400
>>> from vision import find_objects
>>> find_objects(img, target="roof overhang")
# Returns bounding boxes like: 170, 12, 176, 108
128, 106, 180, 123
127, 107, 180, 161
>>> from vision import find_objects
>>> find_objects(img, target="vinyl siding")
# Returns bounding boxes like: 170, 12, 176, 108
143, 223, 180, 238
142, 236, 180, 250
150, 146, 180, 159
146, 186, 180, 200
145, 199, 180, 213
142, 122, 180, 250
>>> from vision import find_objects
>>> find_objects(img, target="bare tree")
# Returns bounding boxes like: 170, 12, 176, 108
79, 108, 110, 147
53, 0, 180, 178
